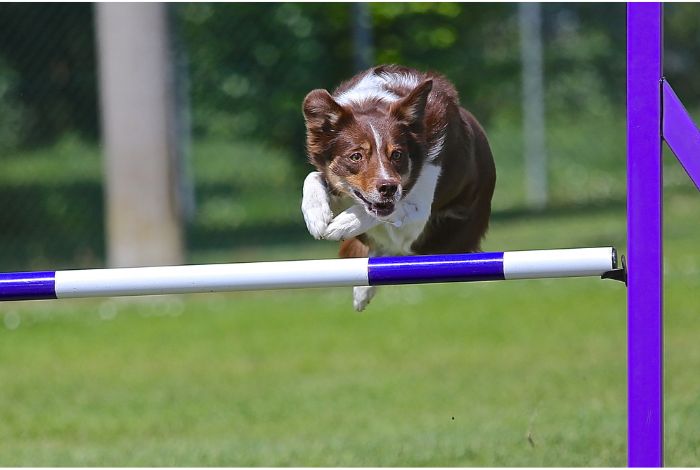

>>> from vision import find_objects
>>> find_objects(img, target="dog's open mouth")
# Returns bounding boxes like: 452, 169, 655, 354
354, 191, 395, 217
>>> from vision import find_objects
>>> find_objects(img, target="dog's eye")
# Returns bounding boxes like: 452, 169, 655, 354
390, 150, 403, 162
349, 152, 363, 162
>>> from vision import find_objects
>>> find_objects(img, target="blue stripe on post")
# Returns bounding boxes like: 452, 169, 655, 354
367, 252, 505, 286
0, 272, 57, 301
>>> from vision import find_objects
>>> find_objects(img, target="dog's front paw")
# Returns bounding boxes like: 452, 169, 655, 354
353, 286, 376, 312
301, 172, 333, 239
323, 205, 378, 241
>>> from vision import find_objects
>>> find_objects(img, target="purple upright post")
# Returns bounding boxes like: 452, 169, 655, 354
627, 3, 663, 467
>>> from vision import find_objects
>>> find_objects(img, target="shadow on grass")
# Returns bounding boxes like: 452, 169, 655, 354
187, 221, 310, 252
492, 183, 698, 223
0, 181, 310, 270
15, 185, 700, 271
492, 196, 626, 222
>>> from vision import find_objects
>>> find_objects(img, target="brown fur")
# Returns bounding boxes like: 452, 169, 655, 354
338, 237, 370, 258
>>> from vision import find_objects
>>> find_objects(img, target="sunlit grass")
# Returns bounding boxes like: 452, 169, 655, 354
1, 189, 698, 466
0, 107, 699, 464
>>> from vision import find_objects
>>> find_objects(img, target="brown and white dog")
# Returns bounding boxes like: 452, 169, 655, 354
301, 65, 496, 311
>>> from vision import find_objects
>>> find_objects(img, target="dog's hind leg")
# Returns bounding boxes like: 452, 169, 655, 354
339, 237, 370, 258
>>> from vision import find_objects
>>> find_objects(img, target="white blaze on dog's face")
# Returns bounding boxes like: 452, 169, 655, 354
303, 80, 433, 219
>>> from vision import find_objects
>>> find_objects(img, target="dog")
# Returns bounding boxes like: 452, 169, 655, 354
301, 65, 496, 311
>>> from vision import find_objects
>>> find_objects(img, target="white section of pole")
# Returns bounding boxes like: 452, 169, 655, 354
503, 247, 614, 279
47, 247, 617, 300
519, 2, 549, 209
54, 258, 370, 299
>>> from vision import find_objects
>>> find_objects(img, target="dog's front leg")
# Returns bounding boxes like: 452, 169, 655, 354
301, 171, 334, 239
323, 205, 380, 241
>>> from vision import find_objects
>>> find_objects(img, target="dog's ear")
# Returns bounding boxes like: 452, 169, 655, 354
390, 79, 433, 129
303, 89, 350, 134
303, 89, 352, 167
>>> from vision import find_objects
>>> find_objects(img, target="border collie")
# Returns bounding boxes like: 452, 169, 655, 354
301, 65, 496, 311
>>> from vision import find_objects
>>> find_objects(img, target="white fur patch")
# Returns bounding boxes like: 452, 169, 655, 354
301, 171, 334, 239
369, 123, 392, 180
336, 73, 398, 105
335, 70, 422, 107
377, 70, 421, 90
426, 132, 446, 163
369, 123, 383, 151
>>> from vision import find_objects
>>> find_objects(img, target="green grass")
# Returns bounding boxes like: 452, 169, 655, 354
1, 108, 699, 464
1, 180, 699, 465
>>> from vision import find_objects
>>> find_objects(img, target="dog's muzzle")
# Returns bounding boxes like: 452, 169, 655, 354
353, 190, 397, 217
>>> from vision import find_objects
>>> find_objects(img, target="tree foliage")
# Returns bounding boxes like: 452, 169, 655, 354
0, 3, 698, 154
0, 4, 97, 149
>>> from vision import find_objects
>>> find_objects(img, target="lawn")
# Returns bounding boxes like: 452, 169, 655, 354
1, 173, 698, 465
0, 107, 698, 465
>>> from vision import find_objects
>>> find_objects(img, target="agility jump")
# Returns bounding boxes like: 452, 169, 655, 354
0, 3, 698, 467
0, 247, 621, 302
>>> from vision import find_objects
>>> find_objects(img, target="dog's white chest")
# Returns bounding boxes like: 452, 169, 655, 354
366, 216, 426, 255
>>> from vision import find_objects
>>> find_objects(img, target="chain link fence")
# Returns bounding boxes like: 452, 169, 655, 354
0, 3, 698, 271
0, 4, 102, 270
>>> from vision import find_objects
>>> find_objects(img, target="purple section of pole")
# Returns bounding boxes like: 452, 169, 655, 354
627, 3, 664, 467
368, 252, 504, 286
662, 80, 700, 192
0, 272, 56, 301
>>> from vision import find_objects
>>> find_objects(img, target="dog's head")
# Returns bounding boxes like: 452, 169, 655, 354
303, 80, 433, 218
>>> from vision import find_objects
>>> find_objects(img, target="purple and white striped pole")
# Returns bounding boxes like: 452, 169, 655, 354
0, 247, 619, 302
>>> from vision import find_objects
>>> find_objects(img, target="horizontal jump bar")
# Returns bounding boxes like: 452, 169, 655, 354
0, 247, 620, 302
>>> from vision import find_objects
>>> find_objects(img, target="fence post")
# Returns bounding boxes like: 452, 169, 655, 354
519, 2, 548, 210
351, 3, 374, 72
626, 2, 663, 466
95, 3, 185, 268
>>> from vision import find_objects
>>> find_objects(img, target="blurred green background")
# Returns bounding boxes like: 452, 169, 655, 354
0, 3, 699, 466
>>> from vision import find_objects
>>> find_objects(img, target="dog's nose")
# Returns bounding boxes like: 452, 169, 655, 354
377, 180, 398, 198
